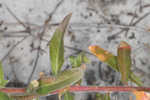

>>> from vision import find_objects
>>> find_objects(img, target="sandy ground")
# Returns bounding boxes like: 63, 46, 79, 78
0, 0, 150, 100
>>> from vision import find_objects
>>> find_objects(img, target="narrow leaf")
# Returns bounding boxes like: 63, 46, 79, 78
88, 45, 118, 71
88, 45, 143, 86
104, 93, 111, 100
96, 93, 110, 100
64, 91, 74, 100
96, 93, 104, 100
49, 13, 72, 75
0, 61, 8, 87
117, 41, 131, 85
36, 64, 85, 95
130, 72, 143, 86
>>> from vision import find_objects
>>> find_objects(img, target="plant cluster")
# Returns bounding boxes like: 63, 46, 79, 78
0, 14, 149, 100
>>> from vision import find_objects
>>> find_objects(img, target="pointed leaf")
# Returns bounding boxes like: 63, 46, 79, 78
96, 93, 104, 100
36, 65, 85, 95
89, 45, 118, 71
117, 41, 131, 85
49, 13, 72, 75
88, 45, 143, 86
64, 91, 74, 100
103, 93, 111, 100
96, 93, 110, 100
130, 72, 143, 86
0, 61, 8, 87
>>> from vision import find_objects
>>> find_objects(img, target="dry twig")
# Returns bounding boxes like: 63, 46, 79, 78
107, 11, 150, 41
27, 0, 64, 85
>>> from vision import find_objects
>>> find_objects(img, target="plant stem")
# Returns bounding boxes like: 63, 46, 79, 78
1, 86, 150, 95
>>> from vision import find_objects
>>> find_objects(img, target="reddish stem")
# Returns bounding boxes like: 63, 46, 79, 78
0, 88, 25, 93
1, 86, 150, 95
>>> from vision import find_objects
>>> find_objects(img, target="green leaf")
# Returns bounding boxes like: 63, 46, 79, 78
0, 61, 8, 87
96, 93, 110, 100
69, 53, 90, 68
103, 93, 111, 100
49, 13, 72, 75
88, 45, 118, 71
96, 93, 103, 100
89, 45, 143, 86
64, 91, 74, 100
36, 65, 85, 95
0, 92, 12, 100
117, 41, 131, 85
130, 72, 143, 86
